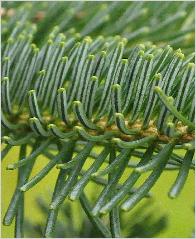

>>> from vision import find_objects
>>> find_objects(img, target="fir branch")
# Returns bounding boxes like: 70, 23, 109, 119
1, 1, 195, 238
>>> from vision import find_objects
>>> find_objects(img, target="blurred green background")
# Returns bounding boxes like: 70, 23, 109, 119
1, 146, 194, 238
